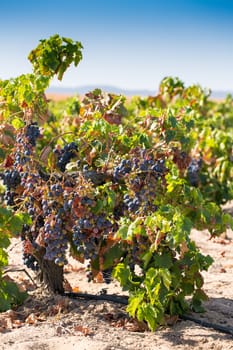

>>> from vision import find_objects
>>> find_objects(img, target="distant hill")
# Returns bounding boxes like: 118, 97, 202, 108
47, 85, 155, 97
46, 85, 233, 99
209, 90, 233, 99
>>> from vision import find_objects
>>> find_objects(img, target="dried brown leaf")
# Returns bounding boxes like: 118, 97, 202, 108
74, 324, 92, 336
25, 313, 38, 325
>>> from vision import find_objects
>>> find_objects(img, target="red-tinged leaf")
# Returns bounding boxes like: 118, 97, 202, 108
4, 155, 14, 167
21, 101, 28, 108
103, 112, 122, 125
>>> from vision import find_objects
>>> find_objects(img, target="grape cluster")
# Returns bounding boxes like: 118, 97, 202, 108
25, 195, 37, 219
123, 194, 140, 213
125, 235, 149, 271
43, 211, 68, 266
114, 157, 167, 183
55, 142, 78, 172
102, 268, 113, 284
113, 159, 132, 181
14, 122, 41, 166
42, 184, 68, 266
114, 154, 167, 215
1, 169, 21, 206
25, 122, 41, 146
23, 252, 39, 271
73, 225, 97, 260
21, 225, 39, 271
1, 169, 21, 189
4, 190, 15, 206
187, 157, 202, 186
72, 213, 113, 262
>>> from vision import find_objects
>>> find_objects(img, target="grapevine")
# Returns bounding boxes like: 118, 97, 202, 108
0, 35, 232, 331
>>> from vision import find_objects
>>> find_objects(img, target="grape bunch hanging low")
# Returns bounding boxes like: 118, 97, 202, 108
113, 149, 168, 216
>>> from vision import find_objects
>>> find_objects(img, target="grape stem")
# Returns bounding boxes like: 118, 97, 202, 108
3, 266, 38, 287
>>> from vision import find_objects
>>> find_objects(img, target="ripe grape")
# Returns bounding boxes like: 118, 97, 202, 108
2, 169, 21, 189
23, 253, 39, 271
72, 213, 113, 262
25, 122, 41, 146
4, 190, 15, 206
113, 159, 132, 181
115, 152, 167, 215
55, 142, 78, 172
102, 268, 112, 284
187, 157, 202, 186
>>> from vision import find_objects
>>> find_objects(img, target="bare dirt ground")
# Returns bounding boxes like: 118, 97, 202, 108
1, 203, 233, 350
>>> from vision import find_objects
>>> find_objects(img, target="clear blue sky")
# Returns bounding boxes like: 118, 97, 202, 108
0, 0, 233, 92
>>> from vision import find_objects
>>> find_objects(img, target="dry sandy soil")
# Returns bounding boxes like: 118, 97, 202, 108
1, 203, 233, 350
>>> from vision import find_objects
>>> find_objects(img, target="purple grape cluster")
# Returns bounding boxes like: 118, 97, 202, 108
102, 268, 113, 284
113, 159, 132, 181
125, 235, 149, 271
23, 252, 39, 271
14, 123, 40, 166
25, 196, 36, 219
72, 213, 113, 263
25, 122, 41, 146
114, 154, 167, 215
21, 224, 40, 271
72, 224, 98, 261
44, 213, 68, 266
113, 156, 167, 183
55, 142, 78, 172
49, 183, 63, 197
1, 169, 21, 206
1, 169, 21, 189
187, 157, 202, 186
123, 194, 140, 213
4, 190, 15, 206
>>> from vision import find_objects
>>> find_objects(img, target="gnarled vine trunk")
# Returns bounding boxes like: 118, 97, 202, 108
40, 259, 64, 294
36, 251, 64, 294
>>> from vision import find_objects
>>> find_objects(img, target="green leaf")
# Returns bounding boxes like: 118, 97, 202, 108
140, 303, 158, 331
112, 263, 130, 287
7, 216, 23, 235
153, 253, 173, 269
0, 249, 8, 267
0, 280, 28, 311
0, 207, 12, 220
159, 268, 171, 290
0, 234, 10, 249
107, 190, 116, 209
113, 263, 140, 291
127, 292, 145, 317
0, 291, 11, 312
11, 118, 24, 129
127, 217, 146, 240
102, 243, 124, 269
116, 224, 129, 240
142, 251, 153, 269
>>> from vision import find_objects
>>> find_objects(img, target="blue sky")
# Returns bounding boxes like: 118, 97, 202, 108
0, 0, 233, 92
